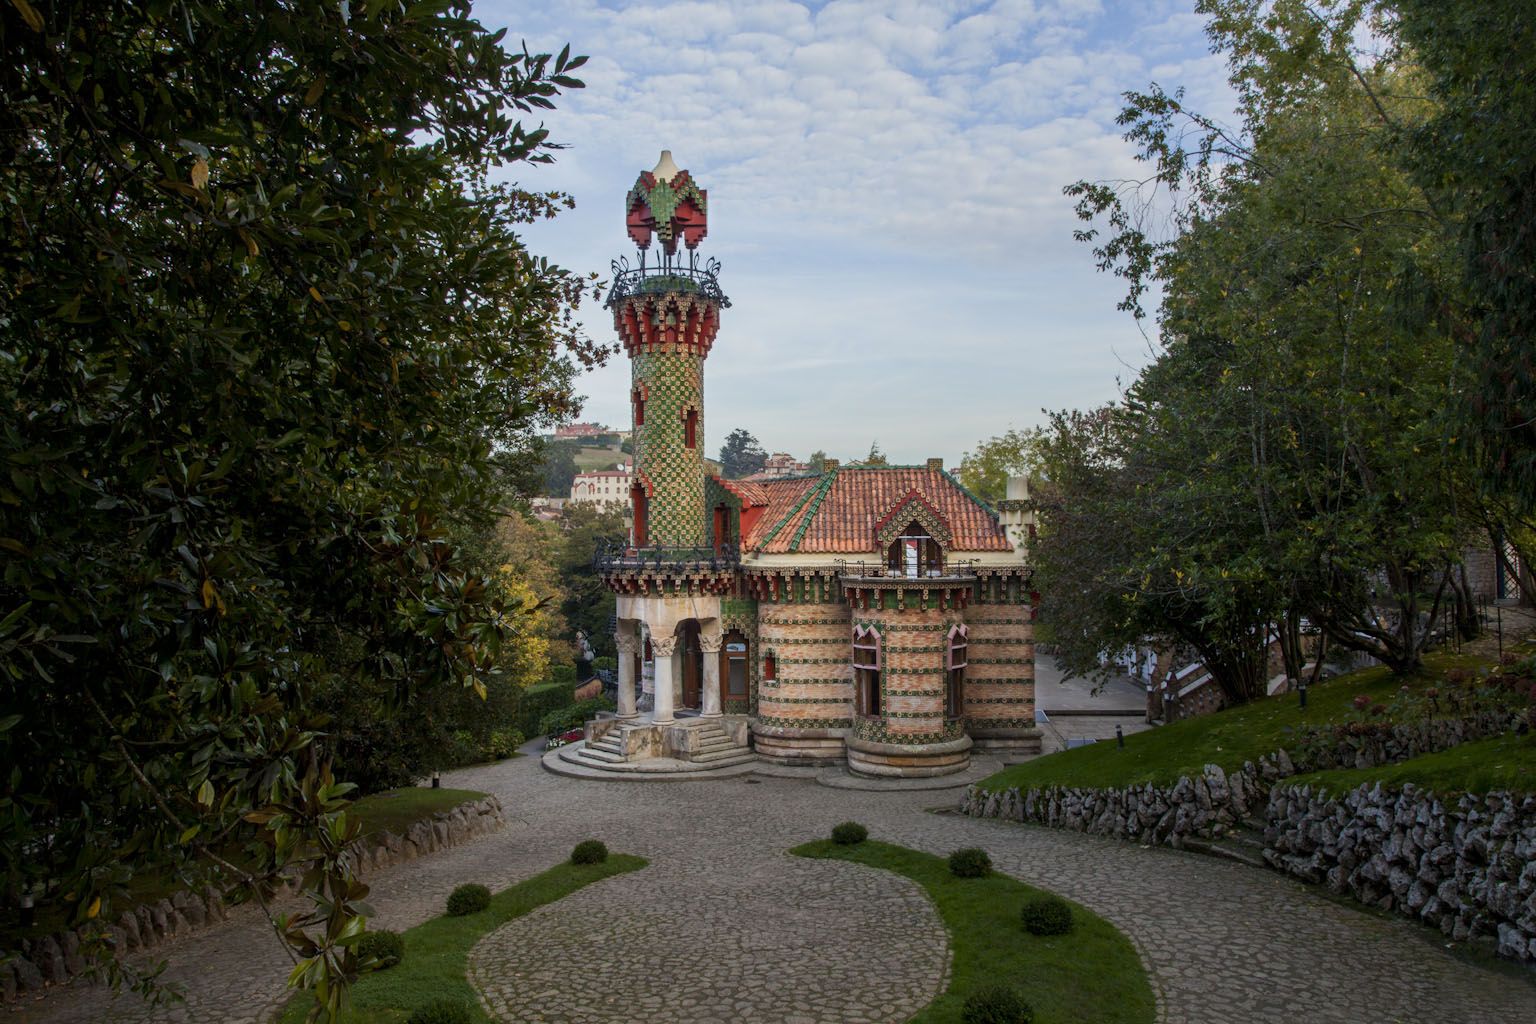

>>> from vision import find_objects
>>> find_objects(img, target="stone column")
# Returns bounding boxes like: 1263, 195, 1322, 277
699, 629, 724, 718
615, 631, 640, 719
651, 635, 677, 725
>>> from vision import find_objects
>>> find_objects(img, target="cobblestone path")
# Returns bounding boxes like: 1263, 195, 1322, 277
14, 753, 1536, 1024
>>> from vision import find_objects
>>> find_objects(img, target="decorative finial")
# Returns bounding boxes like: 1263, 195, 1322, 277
652, 149, 682, 183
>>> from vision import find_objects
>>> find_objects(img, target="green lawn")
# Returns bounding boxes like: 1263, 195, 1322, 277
1285, 729, 1536, 797
792, 839, 1154, 1024
572, 445, 624, 470
978, 652, 1494, 793
278, 854, 647, 1023
350, 787, 489, 845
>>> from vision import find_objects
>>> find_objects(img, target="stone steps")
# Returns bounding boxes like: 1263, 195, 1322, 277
1183, 828, 1269, 870
684, 721, 751, 765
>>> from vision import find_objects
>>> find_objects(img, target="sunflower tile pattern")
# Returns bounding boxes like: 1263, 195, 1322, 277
632, 350, 706, 547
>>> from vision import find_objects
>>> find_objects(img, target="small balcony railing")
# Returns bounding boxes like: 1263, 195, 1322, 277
834, 558, 979, 583
593, 538, 740, 573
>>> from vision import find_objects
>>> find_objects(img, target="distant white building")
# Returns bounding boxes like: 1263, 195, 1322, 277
569, 468, 632, 508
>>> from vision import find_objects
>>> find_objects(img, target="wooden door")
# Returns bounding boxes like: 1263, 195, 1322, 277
721, 631, 749, 707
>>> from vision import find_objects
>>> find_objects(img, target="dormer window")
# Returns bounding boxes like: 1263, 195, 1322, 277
887, 521, 943, 578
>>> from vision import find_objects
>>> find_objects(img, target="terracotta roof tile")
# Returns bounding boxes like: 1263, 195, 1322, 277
746, 467, 1010, 554
713, 476, 771, 507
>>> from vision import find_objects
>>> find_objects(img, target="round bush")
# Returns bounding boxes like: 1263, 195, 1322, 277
1020, 894, 1074, 936
961, 985, 1034, 1024
948, 847, 992, 878
831, 821, 868, 845
445, 882, 491, 917
571, 839, 609, 865
356, 929, 404, 970
406, 997, 476, 1024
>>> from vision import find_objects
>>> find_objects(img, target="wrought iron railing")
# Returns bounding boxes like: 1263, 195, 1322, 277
606, 251, 730, 308
834, 558, 979, 581
593, 538, 740, 573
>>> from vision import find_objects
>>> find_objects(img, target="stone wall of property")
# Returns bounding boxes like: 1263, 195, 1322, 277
1265, 785, 1536, 962
963, 603, 1035, 732
960, 710, 1536, 961
0, 795, 504, 1002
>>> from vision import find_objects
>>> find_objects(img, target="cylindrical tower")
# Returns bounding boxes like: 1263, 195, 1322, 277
608, 150, 730, 551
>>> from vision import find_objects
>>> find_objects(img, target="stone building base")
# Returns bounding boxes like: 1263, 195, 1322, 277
967, 726, 1043, 758
845, 734, 973, 778
751, 724, 848, 766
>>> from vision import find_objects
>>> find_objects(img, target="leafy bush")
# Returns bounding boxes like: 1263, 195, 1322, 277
356, 929, 405, 970
481, 728, 524, 761
961, 985, 1034, 1024
518, 681, 574, 737
949, 847, 992, 878
406, 998, 476, 1024
537, 696, 615, 737
831, 822, 868, 845
549, 664, 577, 685
571, 839, 608, 865
1020, 894, 1073, 936
593, 656, 617, 673
445, 883, 491, 917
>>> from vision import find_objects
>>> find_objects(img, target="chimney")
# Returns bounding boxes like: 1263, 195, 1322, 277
926, 457, 944, 471
822, 458, 839, 472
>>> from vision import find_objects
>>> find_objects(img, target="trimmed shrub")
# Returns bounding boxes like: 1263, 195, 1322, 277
445, 882, 491, 917
537, 696, 615, 738
356, 929, 405, 970
949, 847, 992, 878
406, 998, 476, 1024
1020, 894, 1073, 936
961, 985, 1034, 1024
571, 839, 609, 865
831, 822, 868, 845
517, 681, 573, 737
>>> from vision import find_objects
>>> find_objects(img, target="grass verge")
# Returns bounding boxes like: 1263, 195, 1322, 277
1284, 729, 1536, 797
350, 787, 489, 845
792, 839, 1154, 1024
278, 854, 647, 1023
979, 652, 1495, 792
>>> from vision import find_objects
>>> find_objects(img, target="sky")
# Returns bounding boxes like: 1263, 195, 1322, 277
478, 0, 1239, 466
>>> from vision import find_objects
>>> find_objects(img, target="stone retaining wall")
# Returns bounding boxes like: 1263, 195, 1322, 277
1265, 784, 1536, 962
1, 794, 503, 1002
959, 710, 1535, 962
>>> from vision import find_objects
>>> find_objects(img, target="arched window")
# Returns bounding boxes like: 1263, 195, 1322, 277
946, 624, 968, 719
852, 625, 881, 717
683, 408, 698, 449
633, 387, 645, 427
630, 482, 648, 548
887, 520, 943, 578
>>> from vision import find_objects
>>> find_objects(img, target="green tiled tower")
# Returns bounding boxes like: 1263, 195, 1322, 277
609, 151, 729, 550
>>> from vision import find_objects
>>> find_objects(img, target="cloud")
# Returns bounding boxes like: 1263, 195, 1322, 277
482, 0, 1238, 460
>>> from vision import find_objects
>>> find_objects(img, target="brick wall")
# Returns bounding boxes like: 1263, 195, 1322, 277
963, 602, 1035, 730
756, 601, 852, 729
632, 350, 705, 547
861, 607, 950, 738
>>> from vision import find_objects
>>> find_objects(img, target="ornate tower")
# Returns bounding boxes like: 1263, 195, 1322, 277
608, 150, 730, 551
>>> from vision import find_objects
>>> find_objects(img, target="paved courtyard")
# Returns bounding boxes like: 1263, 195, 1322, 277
13, 750, 1536, 1024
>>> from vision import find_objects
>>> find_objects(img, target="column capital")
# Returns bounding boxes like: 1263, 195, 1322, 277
698, 631, 724, 654
651, 635, 678, 657
616, 634, 640, 655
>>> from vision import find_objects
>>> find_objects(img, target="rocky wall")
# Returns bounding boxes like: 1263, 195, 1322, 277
1264, 784, 1536, 962
1, 794, 504, 1002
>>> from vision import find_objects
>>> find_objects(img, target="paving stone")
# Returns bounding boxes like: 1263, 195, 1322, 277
12, 753, 1536, 1024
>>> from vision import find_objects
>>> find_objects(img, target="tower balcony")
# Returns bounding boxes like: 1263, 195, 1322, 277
606, 253, 730, 309
594, 538, 740, 596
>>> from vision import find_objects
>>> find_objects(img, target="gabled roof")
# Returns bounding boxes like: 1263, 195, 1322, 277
744, 467, 1010, 554
713, 476, 772, 508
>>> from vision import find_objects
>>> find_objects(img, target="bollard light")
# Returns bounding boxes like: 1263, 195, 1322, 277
1299, 682, 1308, 710
431, 771, 441, 789
1115, 724, 1125, 748
19, 886, 35, 928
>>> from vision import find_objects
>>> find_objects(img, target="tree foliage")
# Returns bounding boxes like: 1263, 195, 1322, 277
958, 429, 1043, 504
0, 0, 598, 1014
1046, 0, 1527, 695
718, 428, 767, 479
